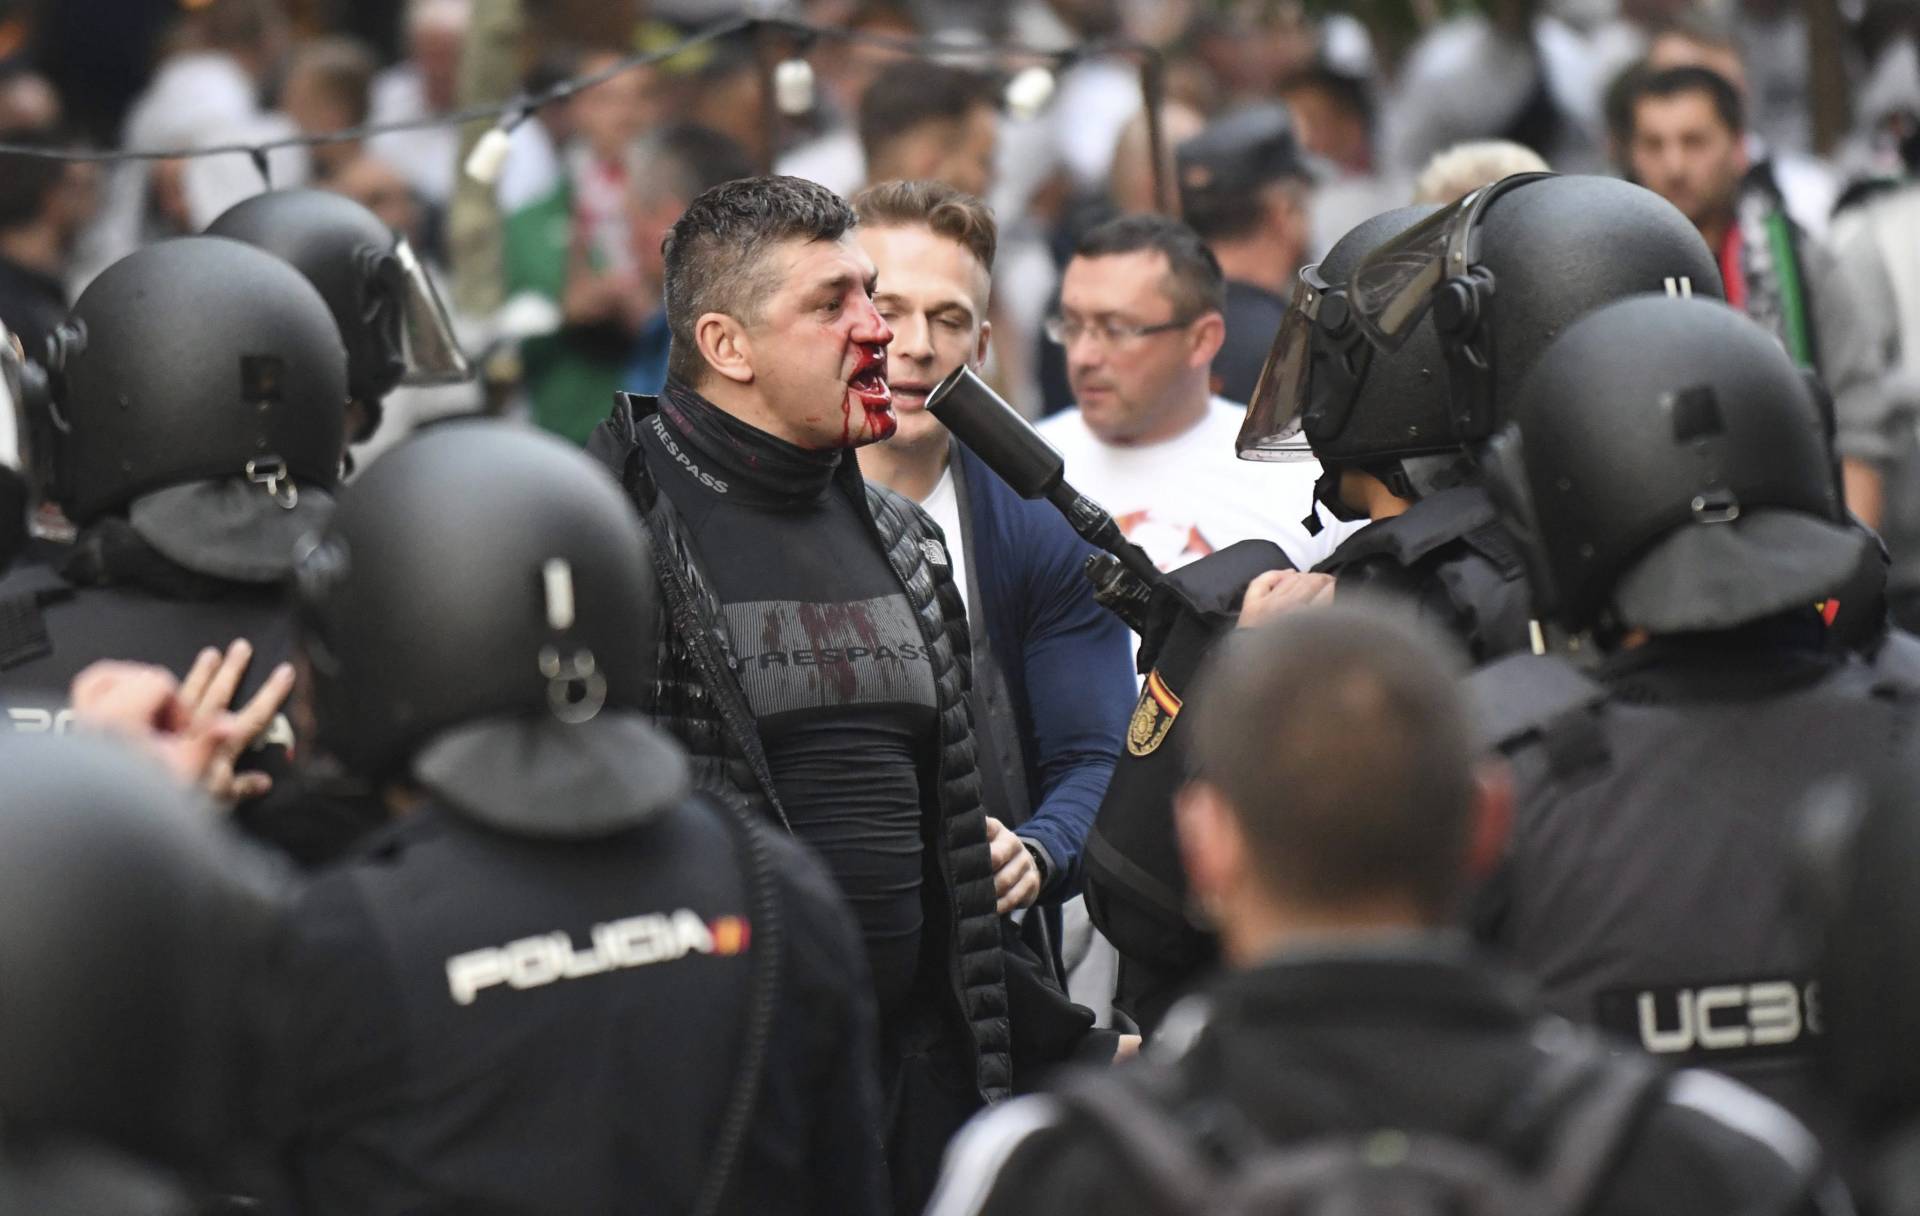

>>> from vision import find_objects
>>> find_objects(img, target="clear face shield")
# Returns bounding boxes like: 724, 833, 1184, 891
1236, 266, 1332, 461
0, 326, 24, 480
381, 238, 470, 387
0, 322, 51, 565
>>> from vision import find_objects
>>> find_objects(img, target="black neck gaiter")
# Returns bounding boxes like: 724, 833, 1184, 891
656, 379, 841, 510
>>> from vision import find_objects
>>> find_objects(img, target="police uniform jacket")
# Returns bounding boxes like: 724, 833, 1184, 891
0, 553, 295, 735
0, 539, 383, 866
274, 796, 886, 1216
1311, 485, 1533, 663
1471, 623, 1920, 1152
924, 938, 1842, 1216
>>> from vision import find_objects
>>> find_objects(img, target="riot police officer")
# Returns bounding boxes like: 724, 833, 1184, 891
1089, 179, 1727, 1032
275, 421, 886, 1215
1470, 294, 1920, 1154
206, 188, 468, 451
1236, 204, 1531, 661
0, 731, 280, 1214
0, 236, 346, 808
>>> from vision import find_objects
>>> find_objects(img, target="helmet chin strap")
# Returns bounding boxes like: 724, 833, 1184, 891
1304, 452, 1480, 533
1303, 463, 1369, 534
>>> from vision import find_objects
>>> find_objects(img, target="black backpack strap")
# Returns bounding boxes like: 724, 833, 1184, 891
1048, 1065, 1221, 1214
1486, 1031, 1666, 1216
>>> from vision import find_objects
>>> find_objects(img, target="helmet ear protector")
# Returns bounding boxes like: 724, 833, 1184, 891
1346, 172, 1555, 444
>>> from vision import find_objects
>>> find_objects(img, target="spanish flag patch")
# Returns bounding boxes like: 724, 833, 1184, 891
1127, 670, 1183, 757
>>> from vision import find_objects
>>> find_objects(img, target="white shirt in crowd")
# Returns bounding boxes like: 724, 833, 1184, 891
367, 66, 460, 207
919, 465, 971, 615
1035, 396, 1356, 575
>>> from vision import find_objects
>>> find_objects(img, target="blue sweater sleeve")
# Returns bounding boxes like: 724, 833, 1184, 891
963, 449, 1134, 890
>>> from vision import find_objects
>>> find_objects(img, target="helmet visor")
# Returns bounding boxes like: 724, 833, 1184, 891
393, 238, 470, 386
1236, 268, 1323, 461
1347, 193, 1471, 352
1347, 171, 1555, 352
0, 327, 23, 476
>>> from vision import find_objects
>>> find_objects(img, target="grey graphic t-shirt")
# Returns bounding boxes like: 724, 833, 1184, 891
641, 408, 939, 1017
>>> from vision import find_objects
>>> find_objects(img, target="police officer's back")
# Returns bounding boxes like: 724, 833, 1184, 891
1092, 179, 1723, 1032
0, 732, 281, 1215
273, 423, 886, 1216
1470, 296, 1917, 1151
929, 605, 1840, 1216
0, 237, 348, 856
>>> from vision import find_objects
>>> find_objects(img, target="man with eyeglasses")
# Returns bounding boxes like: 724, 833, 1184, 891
1035, 214, 1350, 576
1033, 215, 1352, 1032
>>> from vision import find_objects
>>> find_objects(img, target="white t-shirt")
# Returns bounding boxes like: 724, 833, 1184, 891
1036, 397, 1356, 574
919, 465, 971, 616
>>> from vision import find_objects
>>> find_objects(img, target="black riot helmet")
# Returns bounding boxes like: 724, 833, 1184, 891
1344, 174, 1723, 444
207, 189, 469, 442
1481, 295, 1867, 637
294, 420, 689, 837
1239, 205, 1460, 501
0, 733, 281, 1177
48, 237, 347, 555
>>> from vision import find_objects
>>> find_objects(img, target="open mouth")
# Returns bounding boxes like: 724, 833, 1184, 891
848, 346, 892, 409
891, 381, 933, 410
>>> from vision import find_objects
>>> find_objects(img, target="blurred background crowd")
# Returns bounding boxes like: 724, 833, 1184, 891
4, 0, 1920, 495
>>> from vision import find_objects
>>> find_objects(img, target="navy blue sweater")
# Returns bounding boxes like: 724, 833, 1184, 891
949, 441, 1133, 891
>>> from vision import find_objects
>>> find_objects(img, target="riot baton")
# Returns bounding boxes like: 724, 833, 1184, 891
925, 365, 1163, 633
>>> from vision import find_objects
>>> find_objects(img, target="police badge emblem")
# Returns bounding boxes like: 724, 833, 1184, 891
1127, 669, 1182, 756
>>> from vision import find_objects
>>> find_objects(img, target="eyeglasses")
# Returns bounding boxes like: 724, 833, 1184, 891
1043, 314, 1195, 348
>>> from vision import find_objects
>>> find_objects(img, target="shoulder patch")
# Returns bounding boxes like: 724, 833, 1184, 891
1127, 669, 1183, 756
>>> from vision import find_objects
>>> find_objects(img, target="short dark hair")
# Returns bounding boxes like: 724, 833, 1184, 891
1071, 214, 1226, 320
0, 129, 68, 231
1624, 64, 1746, 139
857, 62, 998, 165
1187, 602, 1477, 918
1278, 63, 1375, 134
1603, 60, 1651, 153
852, 179, 999, 276
662, 175, 858, 386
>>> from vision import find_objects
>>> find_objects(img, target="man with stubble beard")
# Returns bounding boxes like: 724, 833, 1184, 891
590, 175, 1104, 1211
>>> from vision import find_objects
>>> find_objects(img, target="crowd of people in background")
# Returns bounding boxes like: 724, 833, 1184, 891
1, 0, 1915, 473
9, 0, 1920, 1213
